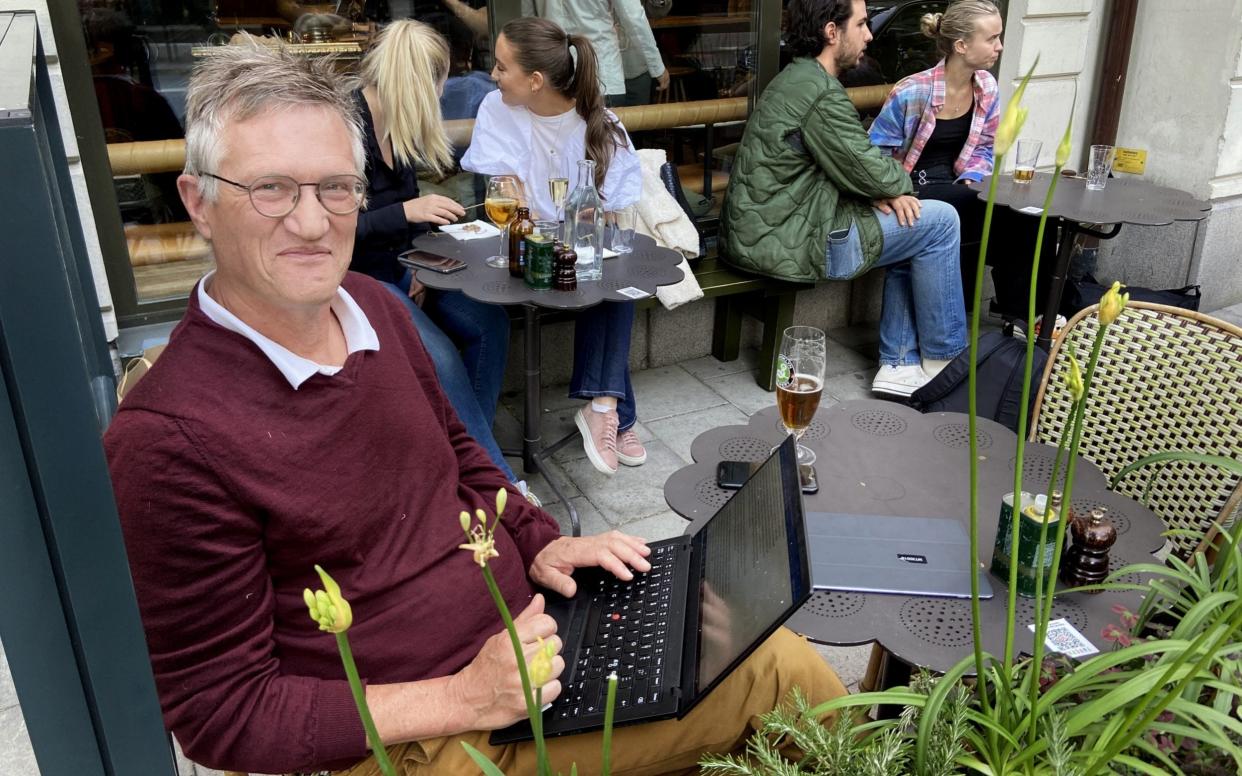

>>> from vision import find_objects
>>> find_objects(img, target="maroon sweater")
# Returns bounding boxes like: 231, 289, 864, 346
105, 274, 561, 773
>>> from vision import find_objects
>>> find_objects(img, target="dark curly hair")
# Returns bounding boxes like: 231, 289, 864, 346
785, 0, 857, 58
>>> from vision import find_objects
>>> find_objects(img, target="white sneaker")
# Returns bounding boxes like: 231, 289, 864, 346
871, 364, 932, 397
515, 480, 542, 508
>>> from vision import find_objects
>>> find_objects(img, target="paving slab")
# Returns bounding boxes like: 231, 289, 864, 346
811, 643, 875, 691
678, 348, 759, 382
647, 404, 750, 464
558, 440, 688, 526
701, 370, 776, 416
631, 365, 727, 423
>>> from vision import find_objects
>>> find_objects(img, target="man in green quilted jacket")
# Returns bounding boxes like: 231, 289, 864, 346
724, 0, 967, 397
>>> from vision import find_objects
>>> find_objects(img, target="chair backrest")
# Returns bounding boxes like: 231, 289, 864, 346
1030, 301, 1242, 555
116, 343, 166, 405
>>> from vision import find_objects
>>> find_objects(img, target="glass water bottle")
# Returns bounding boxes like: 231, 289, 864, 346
564, 159, 603, 281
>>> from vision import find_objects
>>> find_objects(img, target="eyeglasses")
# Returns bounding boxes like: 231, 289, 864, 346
203, 172, 366, 218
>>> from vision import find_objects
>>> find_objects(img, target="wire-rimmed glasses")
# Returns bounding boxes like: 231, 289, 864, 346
202, 172, 365, 218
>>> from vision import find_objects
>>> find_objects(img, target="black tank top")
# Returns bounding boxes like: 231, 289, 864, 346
913, 102, 973, 184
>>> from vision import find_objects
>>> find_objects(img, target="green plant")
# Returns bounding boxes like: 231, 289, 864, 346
304, 565, 398, 776
705, 58, 1242, 776
308, 488, 619, 776
456, 488, 619, 776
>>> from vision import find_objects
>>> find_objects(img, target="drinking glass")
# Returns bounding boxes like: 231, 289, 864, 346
1012, 139, 1041, 183
775, 326, 826, 465
607, 205, 637, 254
484, 175, 522, 269
1086, 144, 1116, 191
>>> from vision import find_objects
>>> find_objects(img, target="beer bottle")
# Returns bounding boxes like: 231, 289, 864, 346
508, 206, 535, 278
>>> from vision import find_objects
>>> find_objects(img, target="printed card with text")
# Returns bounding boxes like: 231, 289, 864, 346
1029, 618, 1099, 658
615, 286, 650, 300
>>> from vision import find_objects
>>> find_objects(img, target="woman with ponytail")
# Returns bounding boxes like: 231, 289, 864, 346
463, 17, 645, 476
870, 0, 1053, 317
353, 20, 517, 483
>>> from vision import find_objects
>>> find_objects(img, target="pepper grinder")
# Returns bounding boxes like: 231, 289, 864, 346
554, 247, 578, 291
1060, 508, 1116, 589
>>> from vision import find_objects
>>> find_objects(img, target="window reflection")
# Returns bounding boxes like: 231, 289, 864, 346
87, 0, 493, 305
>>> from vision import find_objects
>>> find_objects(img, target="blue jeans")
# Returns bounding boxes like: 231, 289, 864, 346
825, 199, 967, 366
381, 275, 514, 481
569, 302, 637, 431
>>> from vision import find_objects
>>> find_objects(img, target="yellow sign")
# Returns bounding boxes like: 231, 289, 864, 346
1113, 147, 1147, 175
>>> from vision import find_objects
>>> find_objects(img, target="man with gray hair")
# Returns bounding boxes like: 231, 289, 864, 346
106, 38, 844, 776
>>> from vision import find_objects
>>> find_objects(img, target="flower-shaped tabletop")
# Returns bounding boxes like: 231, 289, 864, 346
972, 173, 1210, 227
663, 399, 1165, 674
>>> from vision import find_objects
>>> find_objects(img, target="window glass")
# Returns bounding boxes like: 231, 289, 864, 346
521, 1, 758, 223
83, 0, 493, 305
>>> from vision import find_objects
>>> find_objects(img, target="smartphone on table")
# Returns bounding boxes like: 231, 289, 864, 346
398, 249, 467, 274
716, 460, 819, 494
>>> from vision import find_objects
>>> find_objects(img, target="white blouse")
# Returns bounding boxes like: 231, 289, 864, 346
462, 90, 642, 221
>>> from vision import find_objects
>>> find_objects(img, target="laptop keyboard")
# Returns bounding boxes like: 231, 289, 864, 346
556, 543, 679, 719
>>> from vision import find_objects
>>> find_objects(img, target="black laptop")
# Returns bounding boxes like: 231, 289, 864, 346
491, 436, 811, 744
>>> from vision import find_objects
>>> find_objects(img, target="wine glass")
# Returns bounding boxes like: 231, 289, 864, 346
484, 175, 522, 269
774, 326, 826, 465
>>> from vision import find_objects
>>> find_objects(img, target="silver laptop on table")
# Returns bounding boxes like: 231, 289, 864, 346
807, 512, 994, 599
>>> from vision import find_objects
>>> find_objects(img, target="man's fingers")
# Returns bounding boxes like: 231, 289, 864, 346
539, 678, 563, 704
536, 566, 577, 598
598, 553, 636, 582
514, 613, 558, 646
606, 539, 651, 574
515, 593, 545, 622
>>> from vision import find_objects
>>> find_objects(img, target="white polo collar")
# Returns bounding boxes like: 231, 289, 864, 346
197, 271, 380, 390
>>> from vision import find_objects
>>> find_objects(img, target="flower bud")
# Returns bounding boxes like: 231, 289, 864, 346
1065, 353, 1085, 403
496, 488, 508, 519
529, 637, 557, 687
1099, 281, 1130, 326
460, 510, 472, 533
304, 564, 353, 633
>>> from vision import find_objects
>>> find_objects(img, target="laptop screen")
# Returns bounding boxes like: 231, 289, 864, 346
692, 437, 810, 697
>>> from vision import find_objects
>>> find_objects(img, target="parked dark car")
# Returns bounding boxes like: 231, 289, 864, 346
841, 0, 951, 89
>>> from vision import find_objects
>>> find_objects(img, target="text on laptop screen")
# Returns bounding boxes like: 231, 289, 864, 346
695, 450, 802, 694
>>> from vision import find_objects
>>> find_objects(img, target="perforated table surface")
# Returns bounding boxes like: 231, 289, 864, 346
663, 400, 1165, 674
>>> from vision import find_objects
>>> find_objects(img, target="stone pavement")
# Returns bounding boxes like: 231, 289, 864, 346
5, 301, 1241, 775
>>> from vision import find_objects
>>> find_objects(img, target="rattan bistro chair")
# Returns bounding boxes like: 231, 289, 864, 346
1029, 301, 1242, 557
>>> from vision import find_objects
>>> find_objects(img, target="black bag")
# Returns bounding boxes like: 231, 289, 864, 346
909, 331, 1048, 434
1062, 273, 1201, 315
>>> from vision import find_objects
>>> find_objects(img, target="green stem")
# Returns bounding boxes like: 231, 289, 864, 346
1004, 164, 1064, 677
1027, 324, 1109, 740
481, 566, 549, 776
335, 632, 398, 776
1024, 409, 1073, 738
969, 165, 1003, 719
602, 673, 618, 776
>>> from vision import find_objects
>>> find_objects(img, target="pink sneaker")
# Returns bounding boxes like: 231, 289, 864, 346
616, 428, 647, 466
575, 407, 618, 475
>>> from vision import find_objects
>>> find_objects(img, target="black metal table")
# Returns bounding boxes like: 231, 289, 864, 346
972, 173, 1210, 349
414, 231, 684, 535
663, 399, 1166, 677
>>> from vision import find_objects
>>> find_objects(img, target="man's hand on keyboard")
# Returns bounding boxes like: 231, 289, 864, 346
529, 532, 652, 597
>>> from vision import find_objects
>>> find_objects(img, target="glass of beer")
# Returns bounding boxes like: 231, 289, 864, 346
1013, 139, 1042, 184
484, 175, 522, 269
775, 326, 826, 465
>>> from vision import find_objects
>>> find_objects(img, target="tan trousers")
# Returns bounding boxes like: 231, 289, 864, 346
332, 628, 846, 776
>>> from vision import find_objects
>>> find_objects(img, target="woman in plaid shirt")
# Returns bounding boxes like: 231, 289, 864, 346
871, 0, 1053, 318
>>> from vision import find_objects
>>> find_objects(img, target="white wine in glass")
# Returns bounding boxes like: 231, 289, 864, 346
484, 175, 522, 269
548, 177, 570, 216
775, 326, 826, 465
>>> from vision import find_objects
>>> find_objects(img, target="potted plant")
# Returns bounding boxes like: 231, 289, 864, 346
702, 62, 1242, 776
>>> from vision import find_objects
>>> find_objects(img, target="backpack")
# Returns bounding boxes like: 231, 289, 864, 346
909, 331, 1048, 434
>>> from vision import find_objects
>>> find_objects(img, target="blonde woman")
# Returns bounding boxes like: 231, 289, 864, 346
870, 0, 1053, 317
352, 20, 515, 481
